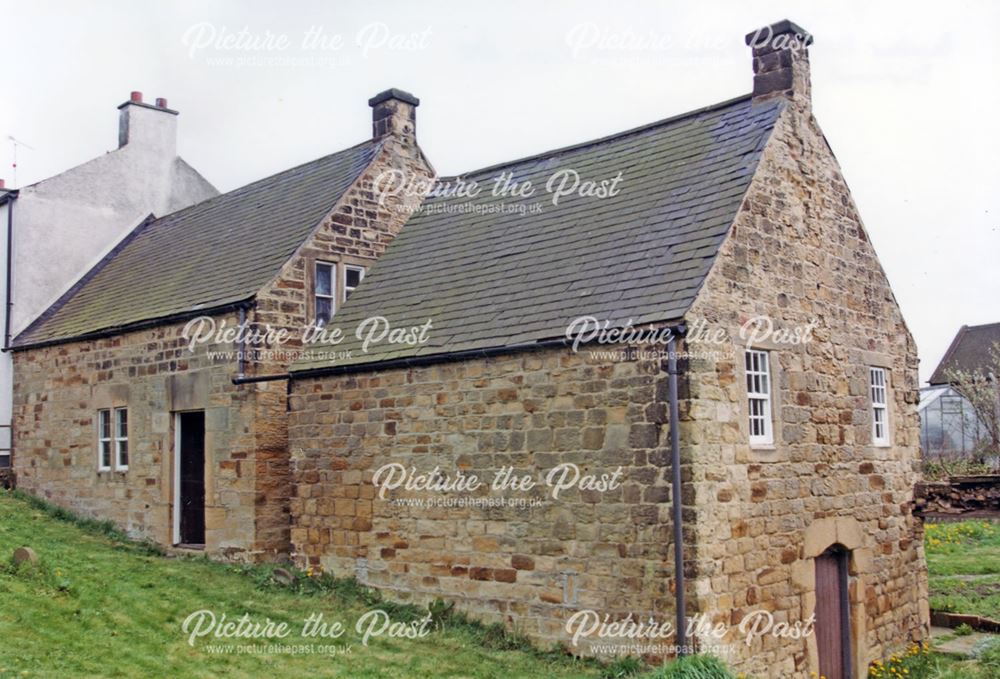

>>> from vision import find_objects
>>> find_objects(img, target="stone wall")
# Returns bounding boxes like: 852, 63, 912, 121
11, 313, 273, 557
682, 98, 929, 676
243, 133, 433, 553
11, 132, 432, 560
288, 346, 682, 649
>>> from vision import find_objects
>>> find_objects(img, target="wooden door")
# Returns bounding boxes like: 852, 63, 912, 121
815, 547, 852, 679
178, 411, 206, 545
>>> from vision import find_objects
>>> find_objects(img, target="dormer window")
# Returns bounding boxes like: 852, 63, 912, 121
315, 262, 336, 326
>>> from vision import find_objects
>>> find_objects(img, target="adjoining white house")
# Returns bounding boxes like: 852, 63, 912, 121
0, 92, 216, 471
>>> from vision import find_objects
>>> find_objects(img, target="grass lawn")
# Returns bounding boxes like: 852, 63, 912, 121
925, 521, 1000, 620
4, 489, 996, 679
0, 490, 608, 679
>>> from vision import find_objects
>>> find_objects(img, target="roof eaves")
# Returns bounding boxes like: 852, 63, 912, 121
290, 319, 689, 378
9, 297, 254, 352
929, 325, 969, 385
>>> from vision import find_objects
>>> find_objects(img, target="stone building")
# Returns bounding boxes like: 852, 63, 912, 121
11, 89, 431, 559
285, 21, 928, 678
11, 19, 928, 679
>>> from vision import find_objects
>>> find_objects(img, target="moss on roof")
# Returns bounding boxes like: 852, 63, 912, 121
290, 95, 785, 373
14, 140, 379, 348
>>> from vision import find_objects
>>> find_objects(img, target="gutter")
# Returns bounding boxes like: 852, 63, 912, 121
231, 336, 574, 385
9, 300, 253, 353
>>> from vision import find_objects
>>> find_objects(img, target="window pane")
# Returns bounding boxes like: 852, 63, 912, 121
118, 440, 129, 468
316, 263, 333, 296
99, 410, 110, 439
345, 267, 363, 289
116, 409, 128, 439
316, 298, 332, 326
100, 441, 112, 468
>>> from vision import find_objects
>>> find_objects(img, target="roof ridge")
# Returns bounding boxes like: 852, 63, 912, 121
438, 93, 758, 181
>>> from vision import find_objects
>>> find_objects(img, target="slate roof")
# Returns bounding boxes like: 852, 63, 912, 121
14, 140, 379, 348
291, 94, 785, 373
929, 322, 1000, 385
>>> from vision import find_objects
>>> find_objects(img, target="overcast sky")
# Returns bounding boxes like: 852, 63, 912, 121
1, 0, 997, 383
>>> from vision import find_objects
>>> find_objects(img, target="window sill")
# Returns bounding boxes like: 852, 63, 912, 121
749, 443, 776, 451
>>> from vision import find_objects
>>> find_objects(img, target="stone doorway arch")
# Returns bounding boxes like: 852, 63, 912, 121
792, 516, 873, 679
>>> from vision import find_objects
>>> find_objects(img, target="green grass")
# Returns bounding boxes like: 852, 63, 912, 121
0, 489, 610, 678
925, 521, 1000, 619
16, 490, 994, 678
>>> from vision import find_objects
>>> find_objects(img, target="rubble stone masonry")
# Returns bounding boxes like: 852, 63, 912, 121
682, 97, 929, 676
288, 347, 684, 648
286, 97, 928, 675
12, 132, 431, 560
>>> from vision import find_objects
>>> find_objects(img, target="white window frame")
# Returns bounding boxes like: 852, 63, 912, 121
314, 261, 337, 326
114, 407, 129, 470
745, 349, 774, 446
98, 408, 128, 471
870, 367, 890, 446
98, 409, 113, 471
343, 265, 365, 301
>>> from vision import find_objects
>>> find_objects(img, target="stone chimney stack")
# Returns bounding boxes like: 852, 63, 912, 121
745, 20, 814, 106
368, 88, 419, 145
117, 91, 179, 155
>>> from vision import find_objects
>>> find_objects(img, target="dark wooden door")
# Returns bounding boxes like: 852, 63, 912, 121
178, 411, 206, 545
815, 548, 852, 679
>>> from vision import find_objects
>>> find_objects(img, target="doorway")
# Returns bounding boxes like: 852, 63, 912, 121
815, 546, 853, 679
173, 411, 205, 547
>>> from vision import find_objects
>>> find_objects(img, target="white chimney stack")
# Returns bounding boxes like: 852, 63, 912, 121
117, 91, 179, 155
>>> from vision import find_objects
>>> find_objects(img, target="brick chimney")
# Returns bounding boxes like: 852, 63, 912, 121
117, 91, 179, 154
368, 88, 419, 145
745, 20, 813, 106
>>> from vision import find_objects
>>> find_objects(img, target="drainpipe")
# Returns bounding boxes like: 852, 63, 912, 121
236, 304, 248, 380
3, 192, 16, 350
667, 331, 688, 655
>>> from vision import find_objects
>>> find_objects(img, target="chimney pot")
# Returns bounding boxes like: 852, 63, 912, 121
368, 88, 419, 143
118, 93, 179, 150
745, 20, 813, 105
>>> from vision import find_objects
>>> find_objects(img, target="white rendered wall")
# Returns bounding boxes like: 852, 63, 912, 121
1, 99, 218, 467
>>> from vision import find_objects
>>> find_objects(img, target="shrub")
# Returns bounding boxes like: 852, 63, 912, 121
601, 656, 644, 678
651, 655, 737, 679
